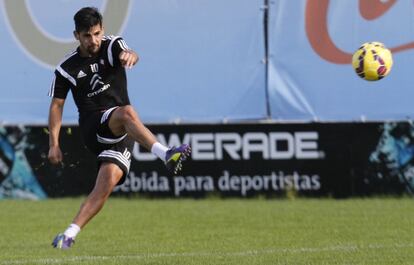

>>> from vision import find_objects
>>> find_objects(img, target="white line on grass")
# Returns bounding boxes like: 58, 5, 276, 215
2, 242, 414, 265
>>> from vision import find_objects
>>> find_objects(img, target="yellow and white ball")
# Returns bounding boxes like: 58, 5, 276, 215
352, 42, 393, 81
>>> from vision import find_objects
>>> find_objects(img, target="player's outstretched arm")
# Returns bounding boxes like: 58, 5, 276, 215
48, 98, 65, 165
119, 49, 139, 69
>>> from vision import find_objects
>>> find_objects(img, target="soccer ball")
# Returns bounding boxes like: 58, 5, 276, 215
352, 42, 393, 81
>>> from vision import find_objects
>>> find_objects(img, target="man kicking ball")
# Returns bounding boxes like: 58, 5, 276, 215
48, 7, 191, 249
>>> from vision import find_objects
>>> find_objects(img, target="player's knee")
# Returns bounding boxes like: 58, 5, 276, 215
117, 105, 136, 123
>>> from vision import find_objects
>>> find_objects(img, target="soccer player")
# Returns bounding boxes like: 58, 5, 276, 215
49, 7, 191, 249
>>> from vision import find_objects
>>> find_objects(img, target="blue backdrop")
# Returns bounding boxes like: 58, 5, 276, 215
268, 0, 414, 121
0, 0, 413, 124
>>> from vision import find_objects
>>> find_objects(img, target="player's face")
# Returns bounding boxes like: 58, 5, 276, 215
75, 24, 104, 56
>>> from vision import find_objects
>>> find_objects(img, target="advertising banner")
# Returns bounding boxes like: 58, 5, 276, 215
0, 0, 266, 124
121, 123, 345, 198
1, 123, 413, 199
268, 0, 414, 121
2, 1, 414, 124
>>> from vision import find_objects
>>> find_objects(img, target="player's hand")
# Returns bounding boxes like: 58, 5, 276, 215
48, 145, 63, 165
119, 50, 138, 69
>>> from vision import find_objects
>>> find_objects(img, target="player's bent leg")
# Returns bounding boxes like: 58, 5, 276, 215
108, 105, 157, 151
52, 162, 123, 249
107, 105, 192, 175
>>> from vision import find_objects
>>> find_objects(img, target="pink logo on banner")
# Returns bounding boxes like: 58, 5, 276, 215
305, 0, 414, 64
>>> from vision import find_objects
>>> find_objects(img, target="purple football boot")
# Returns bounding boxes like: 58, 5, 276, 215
165, 144, 191, 174
52, 233, 74, 249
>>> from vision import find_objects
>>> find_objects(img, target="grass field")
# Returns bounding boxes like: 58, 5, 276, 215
0, 197, 413, 265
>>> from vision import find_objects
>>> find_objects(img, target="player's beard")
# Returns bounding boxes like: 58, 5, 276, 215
87, 44, 100, 56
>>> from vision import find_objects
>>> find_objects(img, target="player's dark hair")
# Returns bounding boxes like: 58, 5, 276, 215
74, 7, 102, 33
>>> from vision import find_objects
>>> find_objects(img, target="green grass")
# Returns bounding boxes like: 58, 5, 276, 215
0, 197, 413, 264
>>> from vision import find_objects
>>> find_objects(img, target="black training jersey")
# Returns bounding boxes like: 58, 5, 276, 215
48, 35, 131, 120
